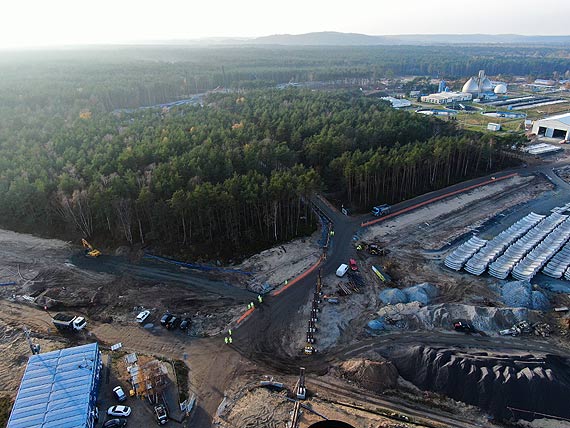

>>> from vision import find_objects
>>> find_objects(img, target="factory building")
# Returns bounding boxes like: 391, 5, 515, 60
532, 113, 570, 140
7, 342, 102, 428
421, 92, 472, 105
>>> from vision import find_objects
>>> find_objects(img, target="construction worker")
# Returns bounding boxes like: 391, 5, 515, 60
257, 295, 263, 304
228, 336, 233, 344
228, 329, 232, 336
250, 302, 255, 309
224, 337, 228, 344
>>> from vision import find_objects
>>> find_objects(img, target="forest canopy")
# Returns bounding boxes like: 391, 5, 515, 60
0, 87, 518, 257
0, 45, 530, 257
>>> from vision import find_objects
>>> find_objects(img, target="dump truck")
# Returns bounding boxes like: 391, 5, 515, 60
52, 313, 87, 331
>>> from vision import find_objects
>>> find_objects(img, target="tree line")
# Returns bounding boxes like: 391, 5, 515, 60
0, 88, 520, 258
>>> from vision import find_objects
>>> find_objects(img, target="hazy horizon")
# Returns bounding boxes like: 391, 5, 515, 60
2, 0, 569, 49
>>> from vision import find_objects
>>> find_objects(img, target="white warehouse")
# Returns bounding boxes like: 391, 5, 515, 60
532, 113, 570, 140
421, 92, 472, 105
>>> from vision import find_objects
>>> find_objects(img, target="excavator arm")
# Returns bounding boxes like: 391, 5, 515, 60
81, 239, 101, 257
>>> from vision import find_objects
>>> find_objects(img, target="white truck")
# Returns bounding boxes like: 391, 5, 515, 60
52, 313, 87, 331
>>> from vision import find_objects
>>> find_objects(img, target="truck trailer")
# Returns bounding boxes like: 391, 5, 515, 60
52, 313, 87, 331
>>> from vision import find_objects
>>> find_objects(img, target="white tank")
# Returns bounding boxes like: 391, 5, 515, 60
494, 84, 507, 94
481, 77, 494, 93
462, 77, 479, 94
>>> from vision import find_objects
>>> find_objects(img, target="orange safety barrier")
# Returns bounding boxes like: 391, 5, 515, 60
271, 255, 324, 297
361, 173, 518, 228
237, 307, 255, 324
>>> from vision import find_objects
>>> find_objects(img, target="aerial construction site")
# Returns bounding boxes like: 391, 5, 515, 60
2, 146, 570, 428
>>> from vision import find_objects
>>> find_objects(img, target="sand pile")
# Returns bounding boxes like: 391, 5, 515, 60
389, 345, 570, 421
338, 358, 398, 393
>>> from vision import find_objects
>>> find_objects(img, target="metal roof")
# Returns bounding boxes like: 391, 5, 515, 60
8, 342, 99, 428
537, 112, 570, 127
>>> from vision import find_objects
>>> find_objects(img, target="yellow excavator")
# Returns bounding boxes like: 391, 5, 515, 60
81, 239, 101, 258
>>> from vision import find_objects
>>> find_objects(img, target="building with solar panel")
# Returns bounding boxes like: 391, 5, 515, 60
7, 342, 102, 428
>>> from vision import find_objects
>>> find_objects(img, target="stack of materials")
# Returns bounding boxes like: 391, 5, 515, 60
444, 236, 487, 271
488, 213, 566, 279
513, 216, 570, 280
544, 240, 570, 278
464, 212, 544, 275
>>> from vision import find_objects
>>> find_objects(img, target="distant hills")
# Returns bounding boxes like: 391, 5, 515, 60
179, 32, 570, 46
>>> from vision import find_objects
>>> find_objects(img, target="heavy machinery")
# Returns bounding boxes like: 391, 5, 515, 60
81, 239, 101, 257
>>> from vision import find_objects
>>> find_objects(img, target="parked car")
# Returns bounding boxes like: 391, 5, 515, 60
160, 313, 173, 326
166, 316, 180, 330
154, 404, 168, 425
349, 258, 358, 271
336, 264, 349, 277
107, 405, 131, 417
136, 310, 150, 323
103, 418, 127, 428
326, 297, 339, 304
112, 386, 127, 402
179, 318, 191, 330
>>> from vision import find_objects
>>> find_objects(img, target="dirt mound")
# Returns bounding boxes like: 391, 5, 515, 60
375, 303, 537, 334
389, 345, 570, 421
338, 358, 398, 392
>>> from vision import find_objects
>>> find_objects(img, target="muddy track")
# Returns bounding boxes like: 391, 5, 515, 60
306, 377, 488, 428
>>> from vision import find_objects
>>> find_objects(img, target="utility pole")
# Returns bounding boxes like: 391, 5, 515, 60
23, 327, 40, 355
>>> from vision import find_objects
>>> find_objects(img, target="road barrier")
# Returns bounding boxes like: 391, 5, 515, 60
271, 255, 324, 297
361, 173, 519, 228
236, 307, 255, 324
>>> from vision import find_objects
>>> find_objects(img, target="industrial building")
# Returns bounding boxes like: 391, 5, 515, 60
462, 70, 494, 98
532, 113, 570, 140
421, 91, 472, 104
7, 342, 102, 428
381, 96, 412, 108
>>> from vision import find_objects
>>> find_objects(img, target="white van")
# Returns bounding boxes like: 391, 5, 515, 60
336, 264, 349, 277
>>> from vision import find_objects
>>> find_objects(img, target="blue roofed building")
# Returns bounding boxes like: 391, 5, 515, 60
7, 342, 102, 428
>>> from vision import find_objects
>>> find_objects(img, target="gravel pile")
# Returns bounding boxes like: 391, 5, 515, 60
389, 346, 570, 421
501, 280, 549, 310
379, 283, 438, 305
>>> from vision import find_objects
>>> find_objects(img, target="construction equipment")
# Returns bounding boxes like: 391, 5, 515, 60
52, 313, 87, 332
304, 344, 317, 355
23, 327, 41, 355
296, 368, 306, 400
81, 239, 101, 257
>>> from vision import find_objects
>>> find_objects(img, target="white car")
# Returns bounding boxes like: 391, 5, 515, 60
335, 264, 349, 277
136, 310, 151, 323
107, 405, 131, 417
112, 386, 127, 402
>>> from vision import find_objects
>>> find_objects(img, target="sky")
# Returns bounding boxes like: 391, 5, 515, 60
1, 0, 569, 48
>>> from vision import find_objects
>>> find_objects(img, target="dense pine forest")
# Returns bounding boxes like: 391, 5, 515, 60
0, 45, 537, 257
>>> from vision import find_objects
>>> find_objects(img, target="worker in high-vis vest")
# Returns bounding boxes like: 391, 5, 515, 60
228, 329, 232, 336
257, 295, 263, 303
224, 337, 228, 344
228, 336, 233, 344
